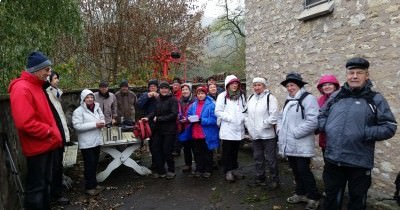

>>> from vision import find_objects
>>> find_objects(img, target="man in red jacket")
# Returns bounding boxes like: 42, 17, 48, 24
8, 51, 62, 210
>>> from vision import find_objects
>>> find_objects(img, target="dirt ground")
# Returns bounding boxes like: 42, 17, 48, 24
54, 145, 396, 210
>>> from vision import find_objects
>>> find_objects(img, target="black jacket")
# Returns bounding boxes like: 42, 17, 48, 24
148, 93, 178, 134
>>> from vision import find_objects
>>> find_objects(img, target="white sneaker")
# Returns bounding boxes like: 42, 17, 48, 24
305, 199, 319, 210
286, 194, 309, 204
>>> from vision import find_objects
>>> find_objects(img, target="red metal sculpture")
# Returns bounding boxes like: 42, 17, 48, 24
148, 38, 187, 81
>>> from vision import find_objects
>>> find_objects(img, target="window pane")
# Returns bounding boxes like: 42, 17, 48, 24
305, 0, 328, 7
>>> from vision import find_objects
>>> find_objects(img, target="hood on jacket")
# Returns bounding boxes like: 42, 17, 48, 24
224, 75, 240, 89
317, 74, 340, 94
80, 89, 94, 104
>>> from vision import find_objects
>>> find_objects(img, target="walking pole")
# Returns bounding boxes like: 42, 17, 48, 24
3, 136, 24, 208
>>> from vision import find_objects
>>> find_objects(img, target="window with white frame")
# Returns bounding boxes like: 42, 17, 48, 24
305, 0, 330, 9
297, 0, 334, 21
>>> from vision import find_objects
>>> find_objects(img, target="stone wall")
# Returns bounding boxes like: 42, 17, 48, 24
245, 0, 400, 198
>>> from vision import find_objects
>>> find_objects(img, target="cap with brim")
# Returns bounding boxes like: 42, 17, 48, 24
345, 57, 370, 70
280, 72, 308, 87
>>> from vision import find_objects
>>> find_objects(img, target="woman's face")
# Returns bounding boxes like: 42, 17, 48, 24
84, 94, 94, 105
197, 91, 206, 101
181, 86, 191, 97
208, 84, 217, 95
228, 82, 239, 92
159, 87, 170, 96
253, 82, 265, 94
321, 83, 336, 95
286, 82, 300, 97
50, 74, 59, 88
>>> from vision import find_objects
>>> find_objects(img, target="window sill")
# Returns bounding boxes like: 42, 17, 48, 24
297, 1, 334, 21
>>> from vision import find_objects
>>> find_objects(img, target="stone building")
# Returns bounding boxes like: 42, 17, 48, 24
245, 0, 400, 199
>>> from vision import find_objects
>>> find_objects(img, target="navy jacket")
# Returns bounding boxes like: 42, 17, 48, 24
319, 81, 397, 169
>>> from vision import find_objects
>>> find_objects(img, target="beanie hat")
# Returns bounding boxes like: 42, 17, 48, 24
120, 79, 129, 87
148, 79, 158, 88
99, 80, 108, 87
252, 77, 268, 86
26, 51, 52, 73
181, 83, 192, 92
159, 81, 171, 89
196, 86, 208, 94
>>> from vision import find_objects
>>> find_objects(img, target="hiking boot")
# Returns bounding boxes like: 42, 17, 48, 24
151, 173, 166, 179
225, 171, 235, 182
247, 178, 266, 187
231, 169, 245, 179
305, 199, 319, 210
202, 172, 212, 179
96, 185, 105, 192
85, 189, 100, 196
172, 151, 180, 157
182, 165, 192, 173
192, 171, 202, 178
267, 181, 280, 191
166, 172, 176, 180
286, 194, 309, 204
55, 196, 70, 205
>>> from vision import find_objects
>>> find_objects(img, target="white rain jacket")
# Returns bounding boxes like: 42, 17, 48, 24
72, 89, 104, 149
277, 88, 319, 157
245, 89, 278, 140
215, 75, 246, 141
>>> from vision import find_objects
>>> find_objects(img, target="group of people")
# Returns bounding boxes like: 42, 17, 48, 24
8, 50, 397, 210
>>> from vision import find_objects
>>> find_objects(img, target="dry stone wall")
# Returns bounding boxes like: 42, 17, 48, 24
245, 0, 400, 197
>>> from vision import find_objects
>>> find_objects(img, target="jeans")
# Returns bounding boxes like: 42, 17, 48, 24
287, 156, 320, 200
151, 132, 175, 174
252, 138, 279, 182
24, 150, 54, 210
323, 161, 371, 210
81, 146, 100, 190
193, 139, 213, 173
221, 140, 241, 173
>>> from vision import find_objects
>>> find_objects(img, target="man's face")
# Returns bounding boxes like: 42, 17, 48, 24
99, 86, 108, 94
346, 68, 369, 89
253, 83, 265, 94
172, 83, 180, 93
148, 84, 158, 92
207, 79, 216, 86
50, 74, 59, 88
33, 67, 51, 81
120, 86, 129, 93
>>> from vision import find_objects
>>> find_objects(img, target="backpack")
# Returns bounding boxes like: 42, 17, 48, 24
243, 92, 271, 113
282, 92, 310, 119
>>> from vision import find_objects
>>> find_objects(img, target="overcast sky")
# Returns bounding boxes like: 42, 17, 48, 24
197, 0, 244, 18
